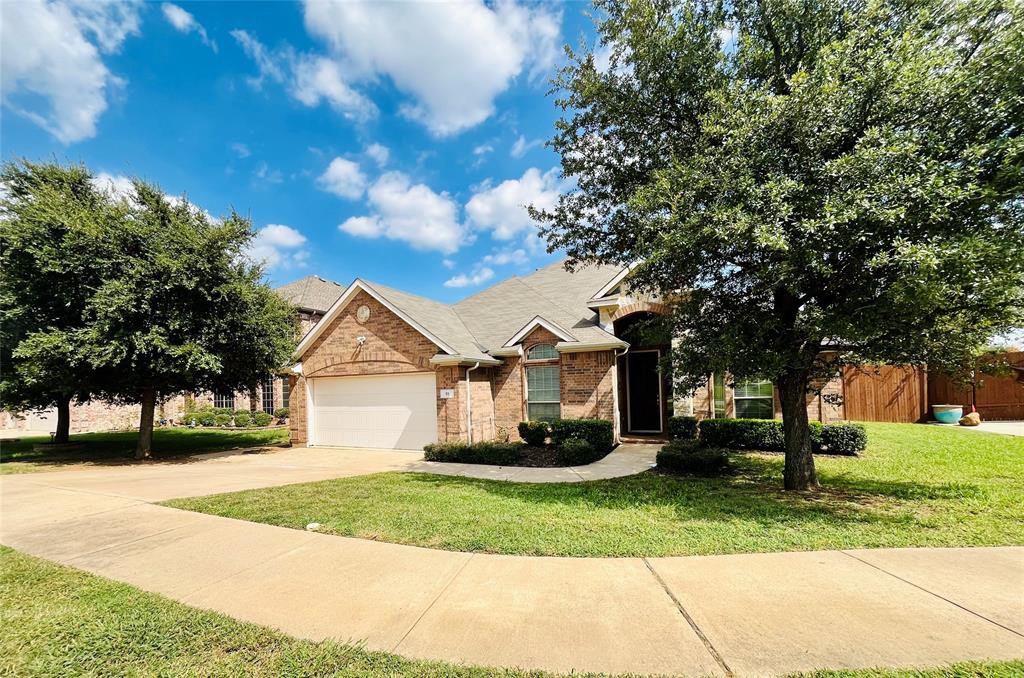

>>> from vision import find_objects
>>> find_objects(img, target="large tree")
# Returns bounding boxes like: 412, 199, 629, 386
0, 162, 118, 443
86, 179, 297, 458
535, 0, 1024, 489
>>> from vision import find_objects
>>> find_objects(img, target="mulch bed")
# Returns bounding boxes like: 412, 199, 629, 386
513, 445, 563, 467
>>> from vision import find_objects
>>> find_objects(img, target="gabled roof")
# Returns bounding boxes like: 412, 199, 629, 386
276, 275, 344, 314
293, 259, 628, 363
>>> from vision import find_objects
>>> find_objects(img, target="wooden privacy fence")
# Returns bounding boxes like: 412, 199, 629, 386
927, 352, 1024, 421
842, 366, 929, 423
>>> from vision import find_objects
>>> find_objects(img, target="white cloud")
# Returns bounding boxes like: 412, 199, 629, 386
317, 157, 367, 199
301, 0, 562, 136
466, 167, 562, 241
482, 248, 529, 267
339, 172, 467, 254
473, 144, 494, 156
365, 143, 389, 167
91, 172, 136, 201
161, 3, 216, 52
1, 0, 140, 144
254, 162, 283, 184
230, 29, 284, 88
444, 267, 495, 288
247, 224, 310, 269
442, 258, 456, 269
510, 135, 543, 158
338, 216, 383, 238
91, 172, 221, 223
231, 29, 375, 121
231, 142, 251, 158
291, 54, 376, 120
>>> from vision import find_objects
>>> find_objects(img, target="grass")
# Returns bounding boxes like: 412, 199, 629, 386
0, 427, 290, 474
1, 546, 1020, 678
165, 423, 1024, 557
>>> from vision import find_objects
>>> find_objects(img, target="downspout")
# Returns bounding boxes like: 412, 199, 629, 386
613, 346, 629, 442
466, 362, 481, 444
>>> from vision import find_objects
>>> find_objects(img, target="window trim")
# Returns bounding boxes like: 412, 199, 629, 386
732, 378, 774, 419
214, 392, 234, 410
261, 375, 275, 413
526, 364, 561, 422
525, 343, 558, 362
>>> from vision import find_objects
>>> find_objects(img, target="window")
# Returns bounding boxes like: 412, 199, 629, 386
713, 373, 726, 418
262, 375, 275, 413
734, 379, 774, 419
214, 392, 233, 410
282, 377, 290, 409
526, 343, 558, 361
527, 366, 560, 421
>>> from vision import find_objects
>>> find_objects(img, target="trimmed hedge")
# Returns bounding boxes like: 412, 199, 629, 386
518, 421, 549, 446
557, 438, 599, 466
423, 441, 524, 466
213, 413, 232, 427
657, 440, 730, 476
233, 411, 253, 427
549, 418, 614, 455
699, 418, 784, 450
820, 422, 867, 455
698, 418, 867, 455
668, 416, 699, 440
273, 407, 290, 420
252, 411, 273, 427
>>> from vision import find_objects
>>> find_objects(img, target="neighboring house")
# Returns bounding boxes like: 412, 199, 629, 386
0, 275, 345, 435
287, 259, 859, 451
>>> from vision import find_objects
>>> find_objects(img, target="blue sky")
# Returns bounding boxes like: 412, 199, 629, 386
2, 0, 601, 302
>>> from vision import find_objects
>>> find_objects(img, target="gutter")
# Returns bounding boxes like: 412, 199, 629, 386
465, 361, 480, 444
555, 340, 629, 353
430, 354, 502, 367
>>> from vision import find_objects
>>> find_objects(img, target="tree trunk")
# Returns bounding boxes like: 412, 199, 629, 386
778, 370, 818, 491
135, 386, 157, 460
54, 393, 72, 444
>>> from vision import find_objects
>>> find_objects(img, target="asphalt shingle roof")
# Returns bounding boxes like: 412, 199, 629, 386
276, 275, 345, 314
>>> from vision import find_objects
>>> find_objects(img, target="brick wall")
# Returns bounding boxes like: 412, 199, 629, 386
561, 350, 616, 420
673, 373, 845, 423
493, 356, 525, 440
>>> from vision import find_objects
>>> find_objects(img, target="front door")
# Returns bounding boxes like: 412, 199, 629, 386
627, 350, 662, 433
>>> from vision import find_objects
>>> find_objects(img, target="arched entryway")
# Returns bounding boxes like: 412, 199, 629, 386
613, 311, 672, 435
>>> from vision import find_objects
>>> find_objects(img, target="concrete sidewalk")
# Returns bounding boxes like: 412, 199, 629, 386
1, 449, 1021, 677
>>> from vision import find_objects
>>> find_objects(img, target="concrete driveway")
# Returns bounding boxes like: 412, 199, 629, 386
1, 447, 1022, 677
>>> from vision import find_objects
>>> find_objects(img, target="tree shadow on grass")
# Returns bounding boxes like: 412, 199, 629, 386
401, 452, 986, 531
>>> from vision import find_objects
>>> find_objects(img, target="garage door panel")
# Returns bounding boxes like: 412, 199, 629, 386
310, 373, 437, 450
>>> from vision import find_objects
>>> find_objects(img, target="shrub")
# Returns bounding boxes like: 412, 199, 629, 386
273, 407, 290, 420
696, 417, 867, 454
252, 411, 273, 427
213, 407, 233, 416
820, 423, 868, 455
549, 418, 614, 455
196, 411, 217, 427
233, 411, 252, 428
699, 418, 785, 450
423, 441, 523, 465
557, 437, 600, 466
657, 440, 730, 476
213, 413, 232, 427
668, 415, 699, 440
518, 421, 549, 446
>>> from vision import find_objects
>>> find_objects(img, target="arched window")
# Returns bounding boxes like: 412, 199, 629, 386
526, 343, 558, 361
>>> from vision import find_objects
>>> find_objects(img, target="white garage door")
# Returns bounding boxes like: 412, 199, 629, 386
309, 373, 437, 450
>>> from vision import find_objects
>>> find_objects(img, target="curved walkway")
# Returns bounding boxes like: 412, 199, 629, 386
1, 447, 1022, 677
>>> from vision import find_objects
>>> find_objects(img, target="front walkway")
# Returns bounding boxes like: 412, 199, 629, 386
1, 448, 1021, 677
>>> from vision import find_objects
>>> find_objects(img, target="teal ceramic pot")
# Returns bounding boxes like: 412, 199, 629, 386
932, 404, 964, 424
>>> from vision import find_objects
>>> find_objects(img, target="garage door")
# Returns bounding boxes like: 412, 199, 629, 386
309, 373, 437, 450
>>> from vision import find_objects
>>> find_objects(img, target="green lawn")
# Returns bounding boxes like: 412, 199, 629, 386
1, 547, 1019, 678
166, 423, 1024, 557
0, 427, 289, 474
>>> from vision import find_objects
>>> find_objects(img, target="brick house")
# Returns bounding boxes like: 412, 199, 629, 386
0, 275, 345, 435
287, 260, 850, 450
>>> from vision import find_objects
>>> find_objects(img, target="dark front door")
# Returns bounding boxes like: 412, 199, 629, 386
627, 350, 662, 432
